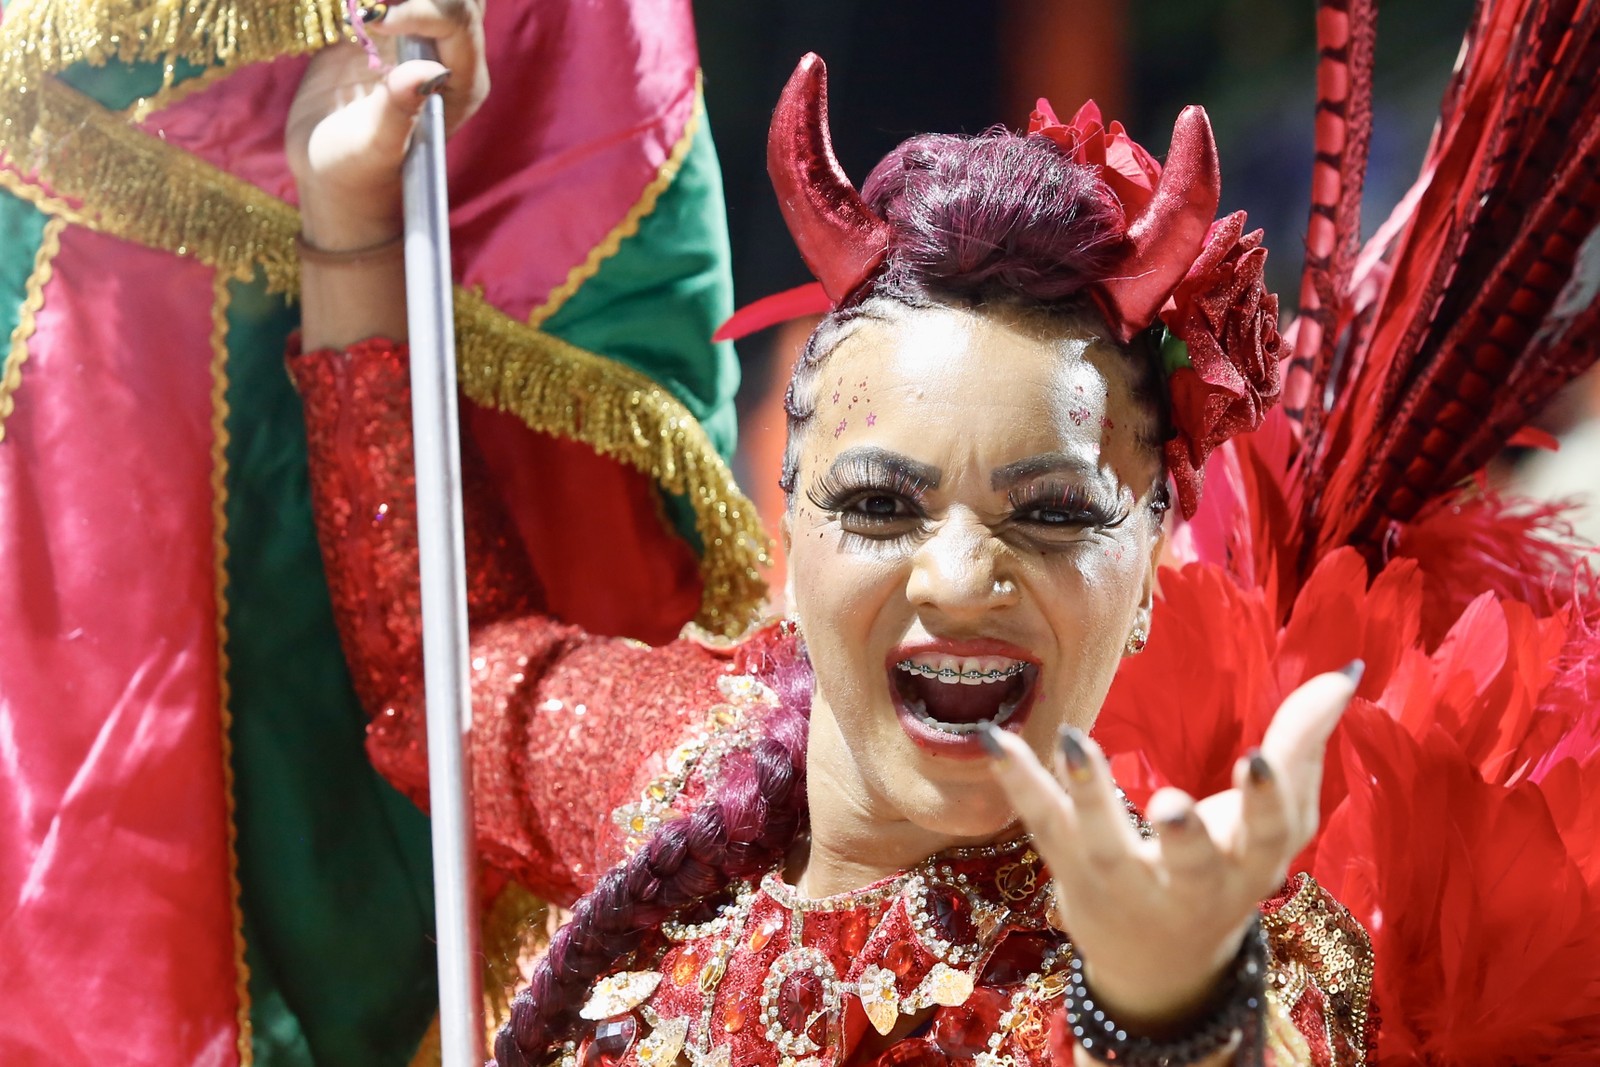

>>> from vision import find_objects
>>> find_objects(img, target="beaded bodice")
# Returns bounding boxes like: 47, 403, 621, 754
567, 837, 1069, 1067
565, 671, 1373, 1067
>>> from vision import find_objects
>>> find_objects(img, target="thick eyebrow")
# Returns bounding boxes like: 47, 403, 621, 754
827, 446, 943, 490
990, 452, 1107, 492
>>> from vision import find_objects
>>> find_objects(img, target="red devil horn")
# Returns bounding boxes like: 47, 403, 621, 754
1095, 106, 1221, 343
768, 54, 892, 304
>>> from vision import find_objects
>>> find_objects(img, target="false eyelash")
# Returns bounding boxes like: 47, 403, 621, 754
805, 455, 932, 514
1006, 481, 1124, 528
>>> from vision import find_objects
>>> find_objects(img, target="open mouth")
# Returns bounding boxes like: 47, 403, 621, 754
889, 652, 1040, 740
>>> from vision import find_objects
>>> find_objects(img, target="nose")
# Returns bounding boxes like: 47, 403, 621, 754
906, 511, 1018, 620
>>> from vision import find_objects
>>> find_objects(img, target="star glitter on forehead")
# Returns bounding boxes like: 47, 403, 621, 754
866, 412, 877, 426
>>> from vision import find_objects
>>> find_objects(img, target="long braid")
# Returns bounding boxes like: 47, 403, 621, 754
492, 650, 813, 1067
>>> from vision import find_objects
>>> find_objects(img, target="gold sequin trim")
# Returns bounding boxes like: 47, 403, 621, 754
1263, 984, 1313, 1063
0, 214, 65, 443
613, 674, 774, 852
0, 79, 769, 633
208, 272, 255, 1064
527, 74, 706, 329
1263, 874, 1375, 1064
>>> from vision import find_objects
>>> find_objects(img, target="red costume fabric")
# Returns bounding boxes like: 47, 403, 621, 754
289, 339, 1372, 1066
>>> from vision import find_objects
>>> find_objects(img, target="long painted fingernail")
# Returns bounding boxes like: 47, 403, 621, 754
1245, 748, 1273, 787
359, 2, 388, 23
419, 70, 452, 97
1059, 726, 1093, 783
978, 722, 1006, 759
1340, 659, 1366, 685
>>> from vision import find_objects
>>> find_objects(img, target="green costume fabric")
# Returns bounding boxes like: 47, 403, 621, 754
42, 55, 740, 1066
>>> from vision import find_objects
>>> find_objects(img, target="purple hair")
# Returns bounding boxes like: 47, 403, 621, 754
492, 126, 1165, 1067
782, 129, 1170, 495
492, 644, 813, 1067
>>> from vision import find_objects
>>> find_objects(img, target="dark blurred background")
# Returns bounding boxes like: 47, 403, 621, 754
689, 0, 1600, 578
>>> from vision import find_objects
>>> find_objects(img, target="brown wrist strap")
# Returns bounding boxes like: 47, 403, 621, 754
296, 233, 404, 266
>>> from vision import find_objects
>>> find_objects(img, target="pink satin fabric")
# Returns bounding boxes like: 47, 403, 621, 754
0, 229, 240, 1064
141, 1, 702, 321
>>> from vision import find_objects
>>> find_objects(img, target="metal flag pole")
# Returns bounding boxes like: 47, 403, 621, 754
399, 36, 485, 1067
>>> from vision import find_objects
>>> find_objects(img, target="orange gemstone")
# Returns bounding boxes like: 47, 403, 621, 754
723, 1003, 746, 1033
838, 911, 872, 955
749, 918, 779, 951
883, 940, 918, 976
671, 946, 702, 985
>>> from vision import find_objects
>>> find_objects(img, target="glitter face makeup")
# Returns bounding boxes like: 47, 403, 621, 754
785, 304, 1166, 851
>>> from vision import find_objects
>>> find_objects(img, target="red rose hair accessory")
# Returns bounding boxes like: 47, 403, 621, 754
1032, 101, 1285, 519
1157, 213, 1286, 517
1028, 100, 1222, 346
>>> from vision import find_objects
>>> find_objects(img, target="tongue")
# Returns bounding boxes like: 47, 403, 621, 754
901, 673, 1017, 724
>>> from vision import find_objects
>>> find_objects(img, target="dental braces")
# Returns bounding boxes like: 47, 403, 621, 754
895, 660, 1028, 683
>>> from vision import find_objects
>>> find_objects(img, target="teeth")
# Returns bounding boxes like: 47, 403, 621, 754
911, 696, 1024, 735
895, 654, 1027, 685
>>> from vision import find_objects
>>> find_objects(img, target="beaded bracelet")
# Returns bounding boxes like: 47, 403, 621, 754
1064, 916, 1267, 1066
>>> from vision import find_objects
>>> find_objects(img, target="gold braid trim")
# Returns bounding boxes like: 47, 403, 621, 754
208, 272, 255, 1063
0, 77, 769, 632
0, 214, 66, 443
528, 73, 706, 328
0, 0, 345, 88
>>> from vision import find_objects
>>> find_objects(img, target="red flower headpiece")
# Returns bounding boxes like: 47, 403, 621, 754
722, 55, 1288, 519
1028, 100, 1286, 517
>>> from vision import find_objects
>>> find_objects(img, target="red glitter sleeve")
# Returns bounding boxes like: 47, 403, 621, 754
289, 337, 734, 904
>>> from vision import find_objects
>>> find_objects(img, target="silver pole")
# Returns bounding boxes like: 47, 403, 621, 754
399, 37, 484, 1066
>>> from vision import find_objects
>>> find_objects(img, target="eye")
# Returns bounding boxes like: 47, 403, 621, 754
1023, 505, 1095, 526
840, 490, 920, 530
1008, 484, 1121, 531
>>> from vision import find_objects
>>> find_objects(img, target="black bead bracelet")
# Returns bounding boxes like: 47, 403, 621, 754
1064, 916, 1268, 1066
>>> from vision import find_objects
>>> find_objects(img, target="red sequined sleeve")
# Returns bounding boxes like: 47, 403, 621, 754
289, 337, 734, 905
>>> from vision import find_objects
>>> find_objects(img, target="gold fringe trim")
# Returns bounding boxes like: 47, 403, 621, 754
0, 0, 345, 91
1, 77, 302, 293
0, 214, 65, 443
208, 272, 254, 1063
458, 286, 769, 634
0, 76, 769, 632
527, 74, 705, 329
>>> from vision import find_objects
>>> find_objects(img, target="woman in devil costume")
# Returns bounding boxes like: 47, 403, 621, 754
289, 2, 1600, 1065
